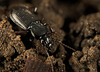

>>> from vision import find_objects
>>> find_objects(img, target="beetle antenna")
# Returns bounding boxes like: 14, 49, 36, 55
47, 25, 76, 51
58, 41, 76, 51
53, 39, 76, 51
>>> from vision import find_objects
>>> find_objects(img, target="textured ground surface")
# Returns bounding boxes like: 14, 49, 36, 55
0, 0, 100, 72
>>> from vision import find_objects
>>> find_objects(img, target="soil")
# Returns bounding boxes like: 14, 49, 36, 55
0, 0, 100, 72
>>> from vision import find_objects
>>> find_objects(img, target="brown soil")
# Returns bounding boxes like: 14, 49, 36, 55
0, 0, 100, 72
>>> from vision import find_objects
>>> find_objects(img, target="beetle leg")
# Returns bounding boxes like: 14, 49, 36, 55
53, 38, 76, 51
30, 31, 35, 37
50, 27, 54, 33
47, 24, 54, 33
44, 46, 54, 72
34, 7, 38, 13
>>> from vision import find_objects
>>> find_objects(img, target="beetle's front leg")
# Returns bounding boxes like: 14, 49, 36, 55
34, 7, 38, 13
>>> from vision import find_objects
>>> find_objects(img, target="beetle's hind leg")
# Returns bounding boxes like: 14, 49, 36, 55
14, 30, 28, 34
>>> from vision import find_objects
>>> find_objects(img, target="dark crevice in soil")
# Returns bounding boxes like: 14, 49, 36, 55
64, 53, 74, 72
97, 61, 100, 72
21, 32, 34, 50
72, 30, 80, 37
62, 17, 81, 72
11, 46, 19, 60
57, 0, 80, 4
84, 5, 98, 15
62, 17, 77, 33
26, 0, 31, 3
0, 0, 8, 6
62, 17, 77, 48
0, 56, 5, 67
78, 35, 84, 50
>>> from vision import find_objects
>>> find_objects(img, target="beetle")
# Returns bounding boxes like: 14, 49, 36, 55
9, 5, 76, 54
9, 6, 57, 72
9, 6, 53, 51
9, 5, 76, 72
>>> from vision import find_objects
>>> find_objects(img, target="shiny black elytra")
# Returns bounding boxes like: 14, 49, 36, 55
9, 6, 53, 51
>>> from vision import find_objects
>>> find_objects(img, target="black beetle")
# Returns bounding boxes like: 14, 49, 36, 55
9, 5, 76, 52
9, 6, 53, 51
9, 6, 56, 72
9, 5, 76, 72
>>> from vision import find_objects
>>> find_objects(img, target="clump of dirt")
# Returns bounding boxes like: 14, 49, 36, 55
0, 20, 26, 71
24, 58, 51, 72
69, 13, 100, 49
69, 13, 100, 72
69, 46, 100, 72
